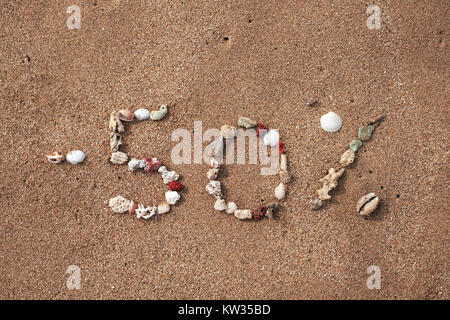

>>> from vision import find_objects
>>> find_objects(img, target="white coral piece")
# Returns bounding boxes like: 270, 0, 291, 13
161, 169, 179, 184
135, 204, 157, 219
165, 191, 180, 205
206, 180, 222, 199
109, 195, 132, 213
128, 158, 146, 171
214, 199, 227, 211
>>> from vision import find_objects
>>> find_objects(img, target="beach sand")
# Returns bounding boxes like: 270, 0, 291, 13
0, 1, 448, 299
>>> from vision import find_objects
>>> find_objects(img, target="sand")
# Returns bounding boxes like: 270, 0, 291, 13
0, 1, 448, 299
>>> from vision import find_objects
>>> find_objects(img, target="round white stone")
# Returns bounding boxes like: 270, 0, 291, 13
263, 129, 280, 147
134, 108, 150, 121
320, 111, 342, 132
66, 150, 86, 165
225, 202, 238, 214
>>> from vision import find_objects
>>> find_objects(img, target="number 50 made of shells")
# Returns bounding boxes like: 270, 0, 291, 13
205, 117, 290, 221
107, 106, 184, 220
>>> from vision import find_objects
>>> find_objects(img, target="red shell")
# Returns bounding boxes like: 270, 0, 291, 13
278, 141, 286, 154
252, 206, 267, 220
168, 181, 183, 191
144, 157, 162, 172
256, 123, 268, 137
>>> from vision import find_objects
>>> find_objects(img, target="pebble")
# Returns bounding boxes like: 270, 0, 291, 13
117, 109, 134, 122
110, 151, 128, 165
274, 182, 286, 200
205, 180, 222, 199
237, 116, 257, 128
234, 209, 252, 220
356, 193, 379, 216
349, 139, 363, 151
263, 129, 280, 147
150, 105, 168, 121
47, 151, 64, 164
134, 108, 150, 121
214, 199, 227, 211
339, 149, 355, 167
320, 111, 342, 132
66, 150, 86, 165
220, 125, 237, 139
225, 202, 238, 214
165, 190, 180, 205
157, 202, 171, 214
358, 125, 375, 141
310, 199, 323, 210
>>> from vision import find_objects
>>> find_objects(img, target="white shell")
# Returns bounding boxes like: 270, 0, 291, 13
165, 191, 180, 205
226, 202, 238, 214
157, 202, 171, 214
274, 182, 286, 200
66, 150, 86, 165
214, 199, 227, 211
263, 129, 280, 147
320, 111, 342, 132
134, 108, 150, 121
234, 209, 252, 220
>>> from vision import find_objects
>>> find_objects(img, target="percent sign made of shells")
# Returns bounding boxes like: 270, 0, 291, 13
108, 105, 185, 220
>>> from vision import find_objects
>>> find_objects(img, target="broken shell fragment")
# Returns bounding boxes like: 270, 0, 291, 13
129, 202, 138, 214
109, 112, 125, 133
237, 116, 257, 128
150, 105, 168, 121
274, 182, 286, 200
358, 125, 375, 141
109, 195, 132, 214
117, 109, 134, 122
320, 111, 342, 132
134, 108, 150, 121
206, 180, 222, 199
165, 190, 181, 205
47, 152, 64, 164
339, 149, 355, 167
110, 133, 123, 152
349, 139, 363, 152
310, 199, 323, 210
157, 202, 171, 214
226, 202, 238, 214
317, 168, 345, 200
234, 209, 252, 220
110, 151, 128, 165
66, 150, 86, 165
356, 193, 379, 216
214, 199, 227, 211
220, 125, 237, 139
263, 129, 280, 147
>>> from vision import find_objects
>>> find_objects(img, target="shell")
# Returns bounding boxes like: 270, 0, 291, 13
237, 116, 257, 128
134, 108, 150, 121
135, 204, 157, 219
205, 180, 222, 199
128, 158, 146, 171
274, 182, 286, 200
110, 151, 128, 165
220, 125, 237, 139
66, 150, 86, 165
234, 209, 252, 220
214, 199, 227, 211
117, 109, 134, 122
109, 195, 132, 214
129, 202, 138, 214
339, 149, 355, 167
150, 105, 168, 121
110, 133, 123, 152
320, 111, 342, 132
109, 112, 125, 133
165, 191, 181, 205
47, 151, 64, 164
356, 193, 379, 216
263, 129, 280, 147
226, 202, 238, 214
157, 202, 171, 214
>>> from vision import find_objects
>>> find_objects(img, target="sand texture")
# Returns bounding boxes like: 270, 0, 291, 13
0, 1, 448, 299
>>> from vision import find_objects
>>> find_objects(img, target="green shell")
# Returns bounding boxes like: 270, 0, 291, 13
349, 139, 363, 151
358, 125, 375, 141
150, 105, 168, 121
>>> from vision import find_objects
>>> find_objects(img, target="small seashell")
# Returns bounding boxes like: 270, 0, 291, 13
47, 151, 64, 164
117, 109, 134, 122
135, 204, 157, 219
109, 195, 132, 214
263, 129, 280, 147
129, 202, 138, 214
265, 203, 279, 219
349, 139, 363, 152
109, 112, 125, 133
310, 199, 323, 210
339, 149, 355, 167
279, 170, 291, 184
110, 151, 128, 165
134, 108, 150, 121
356, 193, 379, 216
234, 209, 252, 220
274, 182, 286, 200
110, 133, 123, 152
157, 202, 171, 214
358, 125, 375, 141
226, 202, 238, 214
150, 105, 168, 121
237, 116, 257, 128
161, 169, 180, 184
205, 180, 222, 199
165, 190, 181, 205
214, 199, 227, 211
220, 125, 237, 139
66, 150, 86, 165
128, 158, 146, 171
320, 111, 342, 132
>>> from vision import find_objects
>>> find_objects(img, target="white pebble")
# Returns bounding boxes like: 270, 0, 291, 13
214, 199, 227, 211
157, 202, 170, 214
225, 202, 238, 214
263, 129, 280, 147
234, 209, 252, 220
165, 191, 180, 205
274, 182, 286, 200
320, 111, 342, 132
66, 150, 86, 165
134, 108, 150, 121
